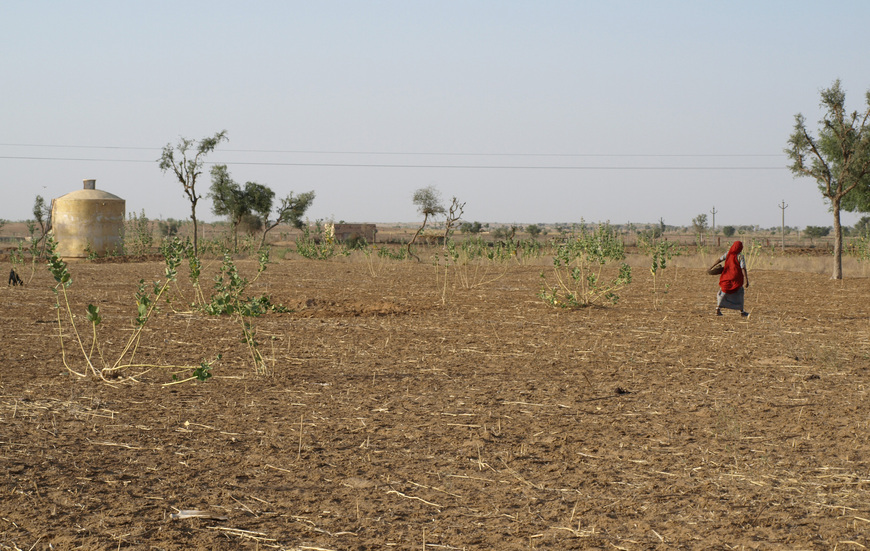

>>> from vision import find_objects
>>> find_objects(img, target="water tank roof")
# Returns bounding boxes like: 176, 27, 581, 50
55, 188, 124, 202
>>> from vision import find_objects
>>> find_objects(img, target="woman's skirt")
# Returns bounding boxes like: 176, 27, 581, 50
717, 287, 745, 311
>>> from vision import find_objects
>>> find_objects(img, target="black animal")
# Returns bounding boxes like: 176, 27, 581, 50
8, 269, 23, 286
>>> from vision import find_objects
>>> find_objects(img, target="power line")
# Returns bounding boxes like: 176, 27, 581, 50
0, 155, 157, 163
222, 162, 787, 170
0, 155, 787, 170
0, 142, 787, 158
0, 143, 157, 151
0, 156, 154, 163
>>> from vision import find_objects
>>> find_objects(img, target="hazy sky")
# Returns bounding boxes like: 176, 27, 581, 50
2, 1, 869, 229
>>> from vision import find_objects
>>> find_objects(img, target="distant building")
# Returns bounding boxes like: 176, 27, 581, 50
333, 223, 377, 243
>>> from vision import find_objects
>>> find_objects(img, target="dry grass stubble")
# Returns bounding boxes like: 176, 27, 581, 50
0, 253, 868, 549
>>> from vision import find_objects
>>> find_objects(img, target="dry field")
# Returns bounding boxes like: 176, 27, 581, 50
1, 251, 869, 550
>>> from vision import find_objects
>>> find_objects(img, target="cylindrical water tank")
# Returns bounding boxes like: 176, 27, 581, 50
51, 179, 126, 258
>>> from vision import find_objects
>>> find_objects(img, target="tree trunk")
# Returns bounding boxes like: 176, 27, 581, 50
191, 208, 199, 257
259, 228, 268, 250
832, 197, 843, 280
407, 214, 429, 262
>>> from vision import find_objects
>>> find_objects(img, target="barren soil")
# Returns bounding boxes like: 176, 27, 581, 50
1, 256, 869, 550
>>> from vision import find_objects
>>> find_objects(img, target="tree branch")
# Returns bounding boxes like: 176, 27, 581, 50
802, 128, 834, 197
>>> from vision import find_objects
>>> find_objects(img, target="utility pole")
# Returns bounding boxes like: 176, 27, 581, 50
710, 207, 717, 235
779, 200, 788, 252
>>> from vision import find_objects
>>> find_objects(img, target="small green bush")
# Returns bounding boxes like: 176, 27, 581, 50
539, 222, 632, 308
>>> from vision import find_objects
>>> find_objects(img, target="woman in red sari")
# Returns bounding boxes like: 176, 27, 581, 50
709, 240, 750, 317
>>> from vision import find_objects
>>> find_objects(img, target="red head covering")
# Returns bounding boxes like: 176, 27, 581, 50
719, 241, 744, 293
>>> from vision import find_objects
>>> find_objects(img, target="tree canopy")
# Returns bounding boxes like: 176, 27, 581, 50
209, 164, 249, 251
412, 186, 446, 218
209, 164, 314, 251
259, 191, 315, 248
804, 225, 831, 240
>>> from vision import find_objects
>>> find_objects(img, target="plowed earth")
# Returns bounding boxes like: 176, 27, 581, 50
1, 256, 869, 550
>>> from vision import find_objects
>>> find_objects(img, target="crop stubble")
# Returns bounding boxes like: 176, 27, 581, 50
0, 258, 868, 550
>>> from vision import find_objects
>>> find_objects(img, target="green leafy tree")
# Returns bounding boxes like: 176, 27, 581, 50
786, 80, 870, 279
30, 195, 51, 254
492, 226, 518, 240
854, 215, 870, 236
526, 224, 542, 239
209, 164, 248, 251
239, 213, 263, 235
245, 182, 276, 232
804, 225, 831, 244
158, 218, 182, 238
158, 130, 228, 256
210, 164, 314, 250
259, 191, 315, 248
33, 195, 49, 234
460, 221, 483, 234
722, 225, 736, 238
692, 213, 708, 243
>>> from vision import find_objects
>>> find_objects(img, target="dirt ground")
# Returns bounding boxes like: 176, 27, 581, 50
1, 253, 869, 550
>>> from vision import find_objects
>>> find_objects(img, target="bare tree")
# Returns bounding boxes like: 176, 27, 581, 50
158, 130, 228, 256
442, 196, 465, 245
